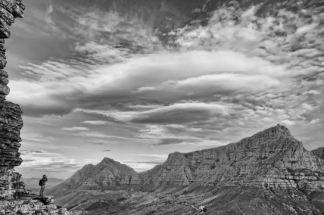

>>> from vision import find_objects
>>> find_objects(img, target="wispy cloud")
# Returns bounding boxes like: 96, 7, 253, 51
18, 150, 81, 174
22, 133, 55, 142
61, 127, 89, 131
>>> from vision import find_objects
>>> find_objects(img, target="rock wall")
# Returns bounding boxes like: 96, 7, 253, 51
0, 0, 24, 197
128, 124, 324, 191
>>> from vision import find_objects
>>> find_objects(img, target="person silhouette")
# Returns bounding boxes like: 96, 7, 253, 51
39, 175, 48, 197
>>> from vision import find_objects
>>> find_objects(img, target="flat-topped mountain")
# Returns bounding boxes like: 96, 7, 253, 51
130, 124, 324, 191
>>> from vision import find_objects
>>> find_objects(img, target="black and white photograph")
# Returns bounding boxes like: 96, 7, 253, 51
0, 0, 324, 214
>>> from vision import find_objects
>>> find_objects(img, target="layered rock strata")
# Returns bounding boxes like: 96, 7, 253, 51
128, 125, 324, 190
0, 0, 24, 197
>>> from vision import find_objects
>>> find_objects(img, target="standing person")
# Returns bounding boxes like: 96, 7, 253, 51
39, 175, 48, 197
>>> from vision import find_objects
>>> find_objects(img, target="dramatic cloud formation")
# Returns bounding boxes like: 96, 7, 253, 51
8, 0, 324, 178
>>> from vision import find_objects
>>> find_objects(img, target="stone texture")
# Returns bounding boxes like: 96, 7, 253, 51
0, 196, 82, 215
0, 0, 25, 188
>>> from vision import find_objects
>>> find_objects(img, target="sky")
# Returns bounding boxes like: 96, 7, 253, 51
6, 0, 324, 179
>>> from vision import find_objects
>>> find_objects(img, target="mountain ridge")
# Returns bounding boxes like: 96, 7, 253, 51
50, 124, 324, 199
47, 124, 324, 214
129, 124, 324, 190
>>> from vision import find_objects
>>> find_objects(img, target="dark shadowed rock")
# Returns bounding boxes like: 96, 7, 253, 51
0, 0, 25, 195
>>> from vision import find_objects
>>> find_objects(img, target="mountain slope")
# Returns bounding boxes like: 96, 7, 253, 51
46, 157, 137, 198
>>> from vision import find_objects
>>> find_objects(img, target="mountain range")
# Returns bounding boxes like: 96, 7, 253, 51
47, 125, 324, 214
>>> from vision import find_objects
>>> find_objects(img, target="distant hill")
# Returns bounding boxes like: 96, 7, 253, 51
46, 157, 137, 199
22, 177, 65, 193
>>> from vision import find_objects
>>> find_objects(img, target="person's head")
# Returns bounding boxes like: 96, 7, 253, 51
43, 175, 47, 178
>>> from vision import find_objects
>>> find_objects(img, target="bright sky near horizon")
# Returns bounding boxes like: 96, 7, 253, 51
7, 0, 324, 179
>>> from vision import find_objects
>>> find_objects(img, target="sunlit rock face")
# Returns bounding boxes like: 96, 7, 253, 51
312, 148, 324, 160
130, 125, 324, 190
0, 0, 24, 194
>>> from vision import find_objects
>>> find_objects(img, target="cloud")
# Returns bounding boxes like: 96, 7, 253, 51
133, 154, 168, 160
17, 150, 81, 174
21, 133, 55, 142
82, 120, 109, 125
154, 138, 184, 146
130, 102, 230, 124
8, 48, 289, 118
61, 127, 89, 131
135, 124, 203, 146
20, 150, 44, 155
78, 131, 139, 141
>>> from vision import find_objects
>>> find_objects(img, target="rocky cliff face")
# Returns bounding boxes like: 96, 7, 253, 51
0, 0, 24, 197
129, 125, 324, 191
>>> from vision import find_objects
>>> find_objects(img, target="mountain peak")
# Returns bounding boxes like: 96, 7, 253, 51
101, 157, 115, 163
256, 123, 292, 137
240, 124, 293, 144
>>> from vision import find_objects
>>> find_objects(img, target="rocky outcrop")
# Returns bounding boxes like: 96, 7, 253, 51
0, 0, 24, 198
129, 124, 324, 191
312, 147, 324, 160
0, 195, 82, 215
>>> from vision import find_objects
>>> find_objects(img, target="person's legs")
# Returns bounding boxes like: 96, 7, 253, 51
40, 185, 45, 196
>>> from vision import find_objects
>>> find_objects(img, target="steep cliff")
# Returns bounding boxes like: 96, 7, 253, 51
0, 0, 24, 197
130, 125, 324, 191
